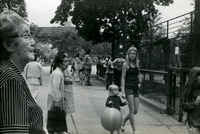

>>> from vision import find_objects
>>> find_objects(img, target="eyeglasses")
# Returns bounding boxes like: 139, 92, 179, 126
12, 33, 34, 40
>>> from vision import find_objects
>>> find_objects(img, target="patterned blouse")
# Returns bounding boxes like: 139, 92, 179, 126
0, 60, 45, 134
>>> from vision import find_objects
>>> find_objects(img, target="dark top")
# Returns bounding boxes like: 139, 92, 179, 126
182, 84, 200, 128
105, 96, 126, 111
125, 65, 139, 91
0, 60, 45, 134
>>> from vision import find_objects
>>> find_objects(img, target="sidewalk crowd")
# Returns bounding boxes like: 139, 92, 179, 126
0, 10, 199, 134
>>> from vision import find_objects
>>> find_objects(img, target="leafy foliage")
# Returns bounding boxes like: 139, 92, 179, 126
92, 42, 112, 57
51, 0, 173, 47
0, 0, 27, 19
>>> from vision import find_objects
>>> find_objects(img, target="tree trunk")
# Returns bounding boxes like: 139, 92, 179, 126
192, 0, 200, 66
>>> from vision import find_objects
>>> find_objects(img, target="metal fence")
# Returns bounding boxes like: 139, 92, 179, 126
140, 68, 190, 122
154, 11, 194, 40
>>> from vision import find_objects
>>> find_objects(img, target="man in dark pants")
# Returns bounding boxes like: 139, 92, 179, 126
113, 52, 125, 91
96, 56, 101, 75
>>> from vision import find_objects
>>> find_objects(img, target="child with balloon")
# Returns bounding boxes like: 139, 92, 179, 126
102, 84, 128, 134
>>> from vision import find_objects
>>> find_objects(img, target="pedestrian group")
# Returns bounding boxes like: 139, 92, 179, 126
0, 10, 199, 134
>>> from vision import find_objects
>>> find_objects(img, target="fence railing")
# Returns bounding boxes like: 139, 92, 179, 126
154, 11, 194, 39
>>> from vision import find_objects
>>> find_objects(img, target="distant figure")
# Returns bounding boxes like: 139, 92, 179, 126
83, 49, 93, 86
105, 84, 128, 134
106, 56, 114, 90
24, 55, 43, 101
113, 52, 125, 91
182, 67, 200, 134
96, 56, 101, 75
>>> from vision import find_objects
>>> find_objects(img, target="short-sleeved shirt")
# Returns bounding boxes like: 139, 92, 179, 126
106, 60, 114, 74
105, 96, 126, 111
0, 60, 45, 134
23, 61, 43, 85
113, 58, 125, 71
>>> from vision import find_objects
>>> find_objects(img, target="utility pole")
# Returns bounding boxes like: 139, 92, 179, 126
192, 0, 200, 66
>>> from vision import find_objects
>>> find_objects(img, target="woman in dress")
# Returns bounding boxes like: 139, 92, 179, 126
63, 60, 75, 115
0, 10, 45, 133
121, 46, 141, 134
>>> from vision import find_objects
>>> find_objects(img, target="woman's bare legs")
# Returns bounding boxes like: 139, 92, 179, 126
122, 96, 139, 123
123, 95, 139, 133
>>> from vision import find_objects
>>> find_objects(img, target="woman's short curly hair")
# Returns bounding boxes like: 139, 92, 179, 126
0, 10, 26, 59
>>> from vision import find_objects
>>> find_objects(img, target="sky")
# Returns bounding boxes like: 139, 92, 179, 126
25, 0, 194, 27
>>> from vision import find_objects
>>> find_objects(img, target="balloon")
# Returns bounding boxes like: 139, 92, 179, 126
101, 107, 123, 131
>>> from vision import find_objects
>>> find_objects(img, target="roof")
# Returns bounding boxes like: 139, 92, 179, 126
37, 26, 77, 37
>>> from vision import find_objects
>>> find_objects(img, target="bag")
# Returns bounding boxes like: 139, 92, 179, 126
47, 106, 67, 133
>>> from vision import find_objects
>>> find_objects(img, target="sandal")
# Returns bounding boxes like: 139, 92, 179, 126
121, 123, 125, 132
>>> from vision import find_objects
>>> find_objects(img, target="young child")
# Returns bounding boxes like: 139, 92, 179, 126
105, 84, 128, 134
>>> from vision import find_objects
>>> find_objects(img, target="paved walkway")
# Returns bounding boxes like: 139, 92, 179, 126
37, 66, 188, 134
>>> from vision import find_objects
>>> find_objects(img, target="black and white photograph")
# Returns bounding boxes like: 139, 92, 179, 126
0, 0, 199, 134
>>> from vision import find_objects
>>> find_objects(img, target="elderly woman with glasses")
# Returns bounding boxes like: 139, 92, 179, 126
0, 11, 45, 133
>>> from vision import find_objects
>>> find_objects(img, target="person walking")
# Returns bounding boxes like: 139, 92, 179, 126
105, 84, 128, 134
23, 54, 43, 101
106, 56, 114, 90
113, 52, 125, 92
0, 10, 45, 133
182, 67, 200, 134
47, 52, 69, 134
83, 49, 93, 86
121, 46, 141, 134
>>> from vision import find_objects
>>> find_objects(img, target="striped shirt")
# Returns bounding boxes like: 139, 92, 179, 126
0, 60, 45, 134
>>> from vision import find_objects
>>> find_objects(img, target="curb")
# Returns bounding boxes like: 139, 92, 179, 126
95, 75, 166, 114
139, 95, 166, 114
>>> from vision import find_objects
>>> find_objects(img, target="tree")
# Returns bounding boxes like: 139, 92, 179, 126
0, 0, 27, 19
51, 0, 173, 59
92, 42, 112, 57
51, 30, 94, 56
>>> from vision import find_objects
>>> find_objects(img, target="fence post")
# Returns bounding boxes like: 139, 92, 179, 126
142, 71, 146, 94
167, 68, 173, 114
178, 69, 184, 122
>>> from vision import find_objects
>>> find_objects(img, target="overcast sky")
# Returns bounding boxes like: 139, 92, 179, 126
25, 0, 194, 27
